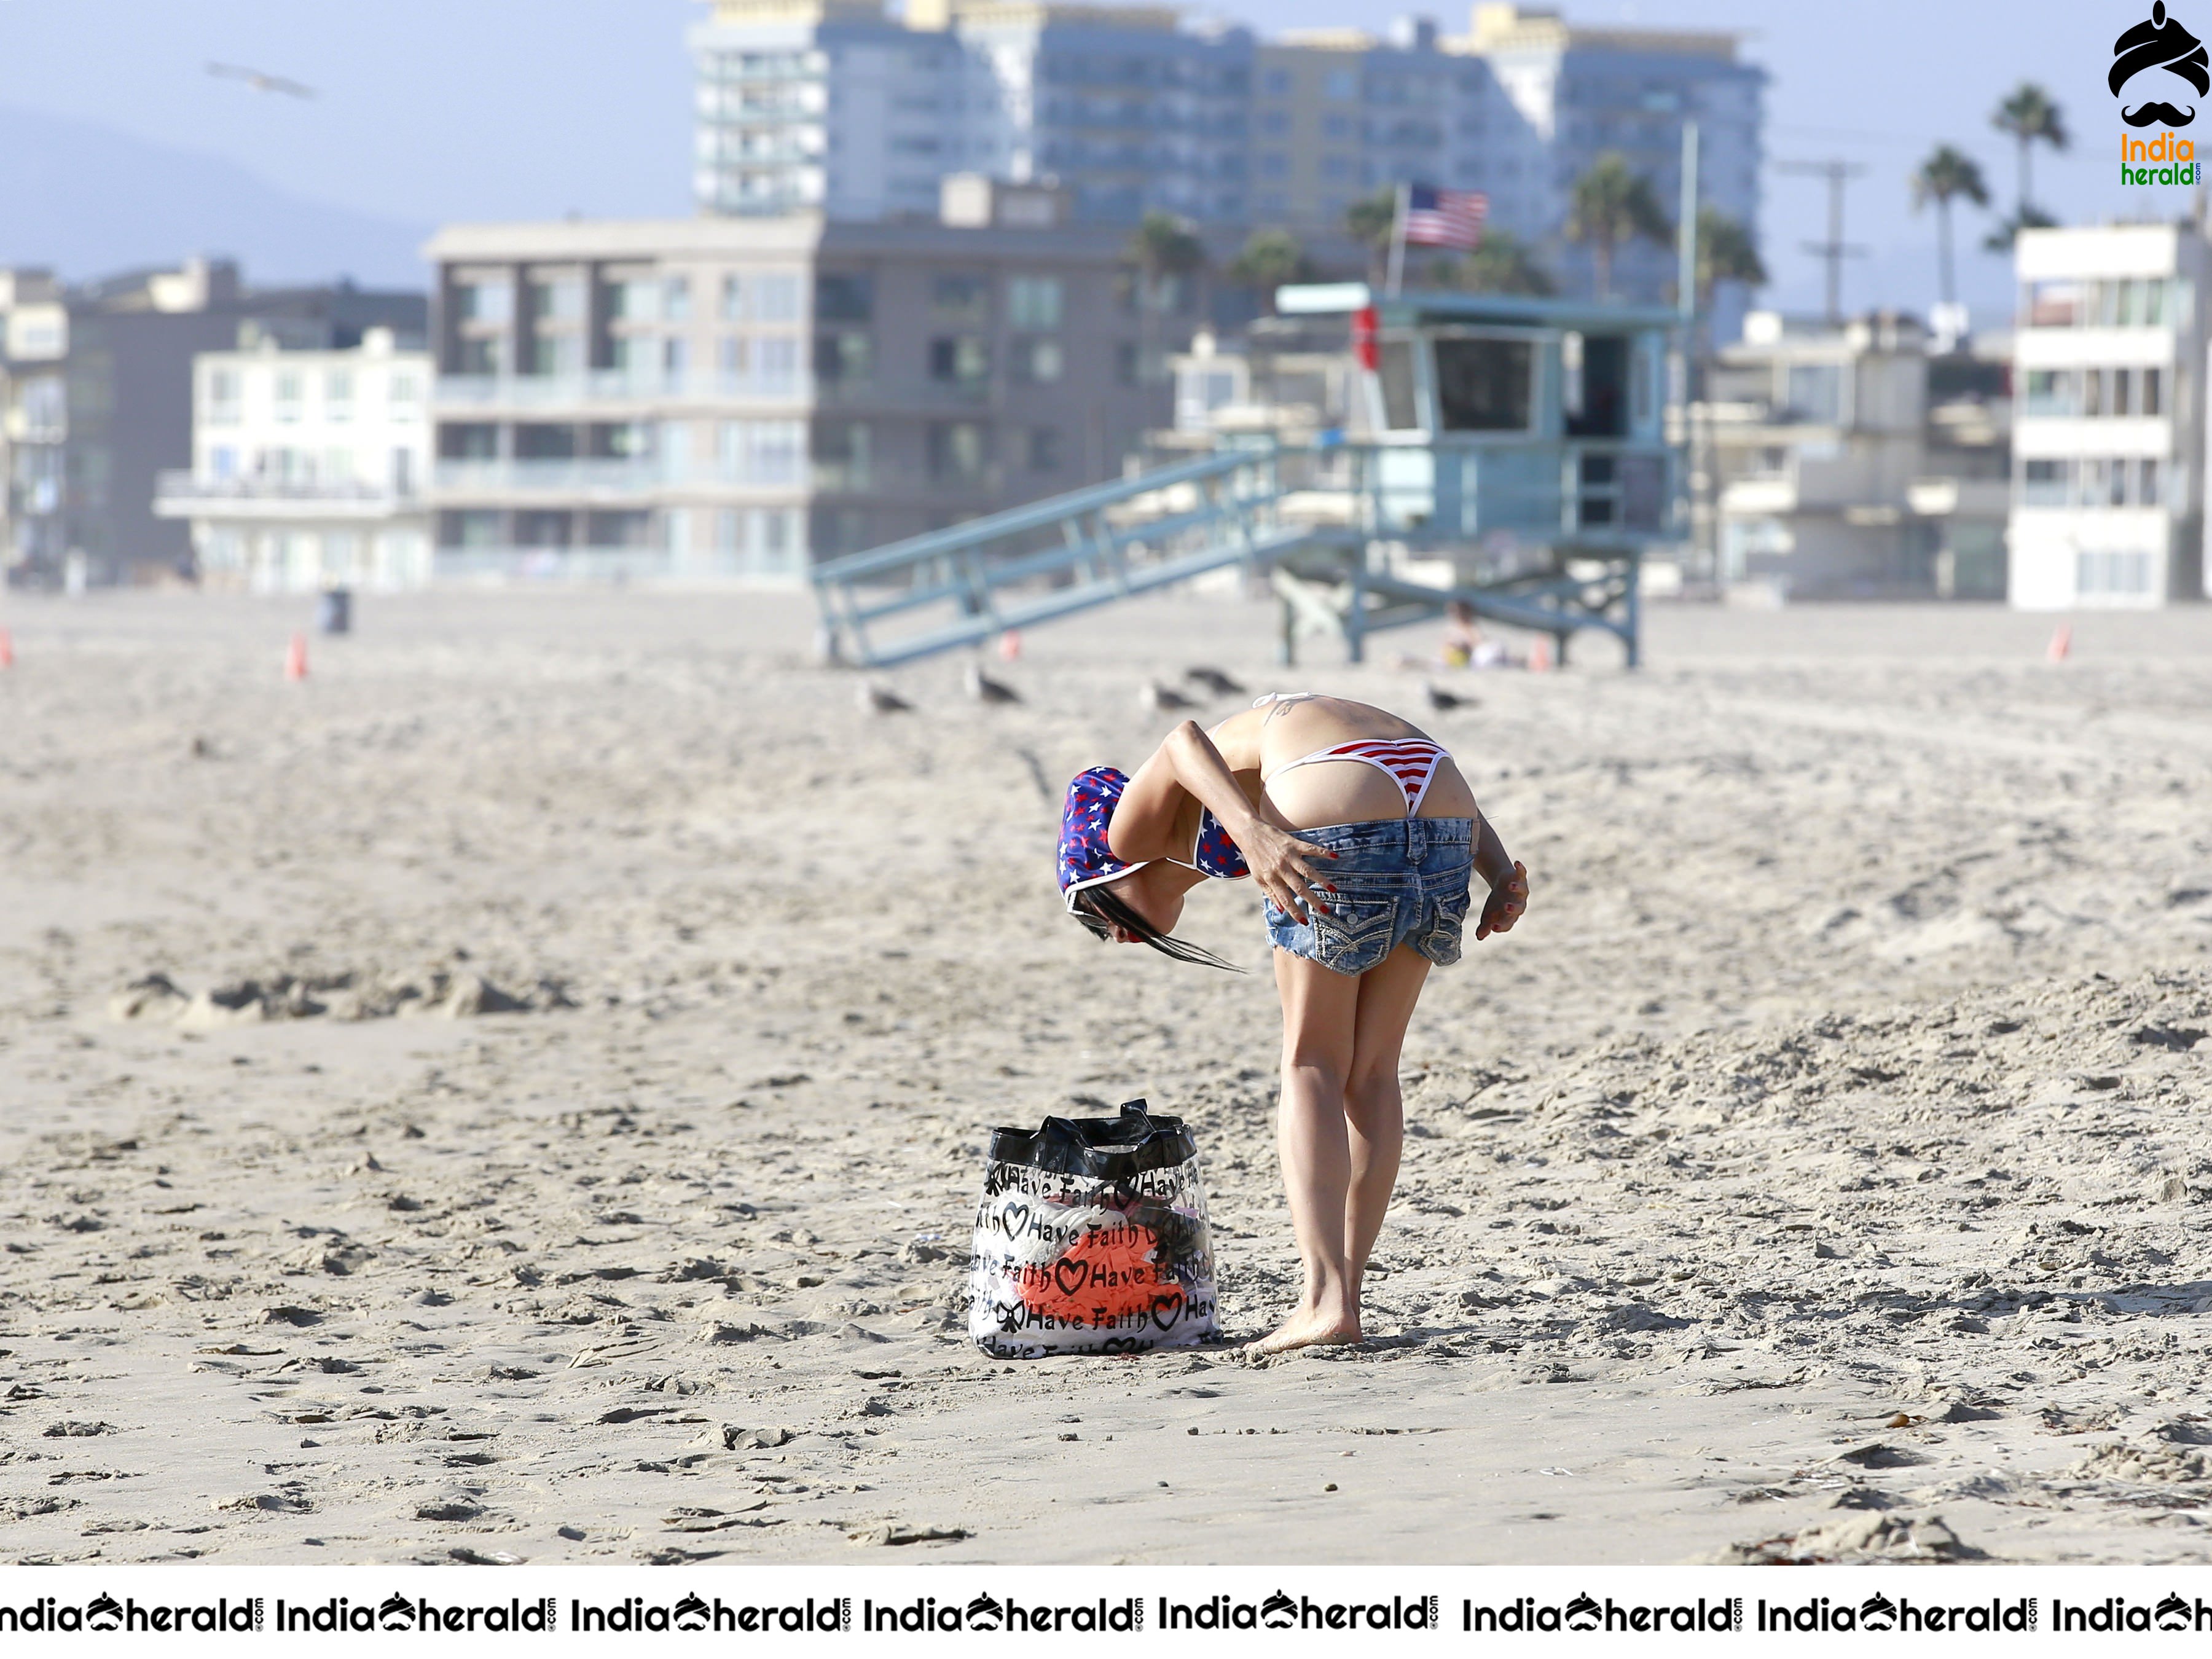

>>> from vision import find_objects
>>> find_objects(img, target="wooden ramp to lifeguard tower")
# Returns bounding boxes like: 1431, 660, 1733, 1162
810, 287, 1681, 670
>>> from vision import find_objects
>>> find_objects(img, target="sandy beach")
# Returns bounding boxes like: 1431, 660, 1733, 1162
3, 587, 2211, 1566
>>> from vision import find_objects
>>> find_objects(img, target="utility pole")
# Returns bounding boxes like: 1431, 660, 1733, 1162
1777, 159, 1867, 326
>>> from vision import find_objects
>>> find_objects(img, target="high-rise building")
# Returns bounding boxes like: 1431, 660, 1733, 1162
2008, 222, 2208, 610
689, 1, 1764, 322
0, 259, 425, 588
423, 191, 1201, 582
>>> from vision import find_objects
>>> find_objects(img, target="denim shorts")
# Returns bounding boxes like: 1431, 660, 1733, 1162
1263, 817, 1475, 975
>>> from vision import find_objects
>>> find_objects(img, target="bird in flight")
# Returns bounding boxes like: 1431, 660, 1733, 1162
206, 62, 316, 100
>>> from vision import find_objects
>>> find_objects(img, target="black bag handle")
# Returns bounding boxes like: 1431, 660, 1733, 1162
988, 1097, 1198, 1180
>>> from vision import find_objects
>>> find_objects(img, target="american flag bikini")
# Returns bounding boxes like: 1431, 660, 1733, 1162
1271, 737, 1450, 815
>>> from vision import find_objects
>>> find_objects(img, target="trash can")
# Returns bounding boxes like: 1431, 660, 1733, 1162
316, 588, 351, 637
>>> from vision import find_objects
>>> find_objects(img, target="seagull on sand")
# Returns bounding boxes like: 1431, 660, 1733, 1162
1184, 665, 1245, 697
964, 661, 1021, 705
858, 681, 914, 715
1140, 680, 1198, 713
1425, 683, 1478, 712
206, 62, 318, 99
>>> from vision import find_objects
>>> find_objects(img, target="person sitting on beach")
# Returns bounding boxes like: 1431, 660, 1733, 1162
1056, 692, 1528, 1355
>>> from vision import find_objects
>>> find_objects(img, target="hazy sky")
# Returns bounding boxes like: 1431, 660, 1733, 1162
0, 1, 2169, 318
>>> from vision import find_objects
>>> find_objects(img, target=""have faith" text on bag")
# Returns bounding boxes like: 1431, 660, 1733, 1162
968, 1100, 1220, 1358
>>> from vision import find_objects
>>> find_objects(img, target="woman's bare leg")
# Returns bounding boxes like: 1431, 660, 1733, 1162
1343, 945, 1431, 1287
1250, 949, 1363, 1356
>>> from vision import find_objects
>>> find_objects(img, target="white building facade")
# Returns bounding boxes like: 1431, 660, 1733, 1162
154, 328, 433, 593
2009, 223, 2208, 610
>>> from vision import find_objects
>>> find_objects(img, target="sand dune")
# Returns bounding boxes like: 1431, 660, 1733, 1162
2, 589, 2210, 1564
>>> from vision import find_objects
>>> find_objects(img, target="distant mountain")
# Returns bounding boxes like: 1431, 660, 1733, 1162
0, 104, 430, 289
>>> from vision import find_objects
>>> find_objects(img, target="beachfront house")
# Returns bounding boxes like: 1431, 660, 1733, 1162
154, 327, 434, 594
2007, 222, 2210, 610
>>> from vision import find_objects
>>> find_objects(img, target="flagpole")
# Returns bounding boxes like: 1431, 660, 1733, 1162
1385, 181, 1411, 299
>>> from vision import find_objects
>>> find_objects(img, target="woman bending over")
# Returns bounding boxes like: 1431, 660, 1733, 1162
1057, 692, 1528, 1355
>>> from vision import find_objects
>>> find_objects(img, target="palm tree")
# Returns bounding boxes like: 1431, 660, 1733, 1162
1565, 152, 1672, 299
1126, 211, 1206, 382
1344, 189, 1399, 283
1451, 229, 1556, 296
1693, 206, 1766, 313
1227, 229, 1314, 313
1991, 83, 2068, 227
1910, 146, 1990, 308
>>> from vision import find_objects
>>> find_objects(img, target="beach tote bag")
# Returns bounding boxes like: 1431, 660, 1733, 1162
968, 1099, 1220, 1358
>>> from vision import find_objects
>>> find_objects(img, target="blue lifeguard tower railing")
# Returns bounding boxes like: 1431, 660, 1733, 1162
810, 284, 1682, 669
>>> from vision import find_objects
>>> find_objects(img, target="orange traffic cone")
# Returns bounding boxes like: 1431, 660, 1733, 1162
0, 629, 12, 670
997, 629, 1022, 662
1528, 637, 1553, 673
2047, 623, 2072, 663
284, 632, 308, 681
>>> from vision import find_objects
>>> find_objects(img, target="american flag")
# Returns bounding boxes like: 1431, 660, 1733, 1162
1402, 184, 1488, 250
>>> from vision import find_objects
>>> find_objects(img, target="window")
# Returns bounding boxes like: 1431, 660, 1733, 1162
390, 372, 420, 415
1013, 338, 1064, 384
2140, 457, 2163, 505
206, 368, 240, 425
2083, 367, 2104, 417
2077, 548, 2152, 594
530, 334, 583, 377
1260, 109, 1289, 135
814, 331, 872, 385
1263, 68, 1291, 95
2026, 280, 2081, 327
457, 278, 513, 325
1115, 341, 1141, 386
325, 371, 354, 423
720, 418, 804, 484
927, 421, 987, 481
2021, 458, 2072, 506
664, 277, 692, 323
1434, 337, 1534, 432
719, 335, 748, 383
930, 335, 990, 385
756, 336, 799, 391
2144, 367, 2165, 415
755, 273, 801, 321
1321, 154, 1355, 181
1324, 69, 1357, 100
815, 272, 873, 322
932, 274, 989, 320
458, 336, 506, 375
1007, 275, 1063, 330
1322, 113, 1352, 138
274, 372, 303, 423
530, 275, 585, 321
1261, 152, 1289, 178
1378, 340, 1419, 430
1784, 363, 1841, 424
2113, 367, 2135, 417
720, 275, 745, 321
1028, 426, 1061, 471
2024, 369, 2076, 417
812, 419, 870, 488
609, 277, 661, 322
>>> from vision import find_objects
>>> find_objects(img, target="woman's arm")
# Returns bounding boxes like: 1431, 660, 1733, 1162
1110, 718, 1335, 919
1471, 812, 1528, 941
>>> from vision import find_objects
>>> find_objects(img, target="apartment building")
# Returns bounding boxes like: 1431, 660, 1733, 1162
2007, 223, 2208, 610
152, 328, 433, 594
689, 1, 1763, 321
1698, 308, 2010, 600
0, 259, 425, 588
423, 200, 1194, 581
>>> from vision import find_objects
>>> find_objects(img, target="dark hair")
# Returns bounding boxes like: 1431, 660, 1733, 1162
1070, 884, 1241, 971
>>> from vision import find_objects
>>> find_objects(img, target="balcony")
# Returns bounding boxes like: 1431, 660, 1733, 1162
431, 455, 813, 499
152, 471, 417, 521
434, 370, 810, 411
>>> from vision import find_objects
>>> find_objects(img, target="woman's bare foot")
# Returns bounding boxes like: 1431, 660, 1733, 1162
1245, 1308, 1362, 1358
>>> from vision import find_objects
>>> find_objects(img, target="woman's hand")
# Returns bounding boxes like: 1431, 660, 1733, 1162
1476, 860, 1528, 940
1239, 818, 1336, 920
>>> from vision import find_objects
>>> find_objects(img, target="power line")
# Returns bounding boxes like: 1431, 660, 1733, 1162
1776, 158, 1869, 325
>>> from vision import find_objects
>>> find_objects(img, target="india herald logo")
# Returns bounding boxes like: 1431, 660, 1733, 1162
2114, 1, 2208, 126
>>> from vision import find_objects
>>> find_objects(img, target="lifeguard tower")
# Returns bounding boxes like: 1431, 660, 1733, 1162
810, 283, 1682, 669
